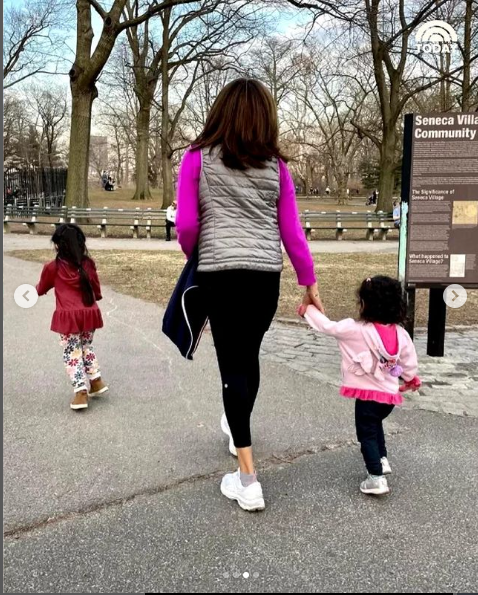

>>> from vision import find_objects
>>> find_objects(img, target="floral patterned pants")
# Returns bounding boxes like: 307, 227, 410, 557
60, 332, 101, 392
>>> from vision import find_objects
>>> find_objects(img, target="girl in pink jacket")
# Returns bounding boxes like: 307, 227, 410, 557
300, 275, 421, 496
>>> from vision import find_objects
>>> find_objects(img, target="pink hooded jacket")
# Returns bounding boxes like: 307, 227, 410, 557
304, 306, 419, 405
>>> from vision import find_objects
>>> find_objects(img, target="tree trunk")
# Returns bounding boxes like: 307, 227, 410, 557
462, 0, 472, 111
335, 168, 348, 205
152, 130, 161, 188
376, 128, 396, 212
305, 156, 312, 198
125, 143, 129, 186
160, 9, 173, 209
161, 146, 174, 208
116, 156, 122, 186
65, 86, 96, 207
133, 104, 152, 200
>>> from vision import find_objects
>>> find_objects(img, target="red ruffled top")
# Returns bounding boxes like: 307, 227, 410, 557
36, 258, 104, 335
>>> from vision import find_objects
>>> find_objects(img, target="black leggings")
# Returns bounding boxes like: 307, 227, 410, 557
355, 399, 395, 476
198, 270, 280, 448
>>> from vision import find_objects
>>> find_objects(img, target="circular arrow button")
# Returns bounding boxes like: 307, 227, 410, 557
443, 284, 467, 309
14, 284, 39, 309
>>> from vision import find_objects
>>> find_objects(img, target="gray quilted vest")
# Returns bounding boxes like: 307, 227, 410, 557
197, 147, 283, 273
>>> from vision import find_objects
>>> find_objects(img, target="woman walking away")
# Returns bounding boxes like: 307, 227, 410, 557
176, 78, 323, 511
299, 276, 421, 496
36, 224, 108, 411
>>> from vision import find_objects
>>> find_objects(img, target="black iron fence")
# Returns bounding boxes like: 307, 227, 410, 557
4, 167, 67, 210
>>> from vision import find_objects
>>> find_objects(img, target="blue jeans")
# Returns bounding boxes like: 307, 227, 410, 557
355, 399, 395, 475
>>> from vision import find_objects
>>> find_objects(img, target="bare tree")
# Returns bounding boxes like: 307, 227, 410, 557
182, 58, 242, 131
89, 143, 107, 184
100, 42, 139, 186
158, 2, 261, 207
3, 95, 26, 165
286, 0, 476, 211
123, 0, 260, 203
65, 0, 198, 207
308, 83, 364, 204
4, 91, 66, 168
247, 36, 302, 107
3, 0, 68, 89
31, 86, 69, 168
460, 0, 478, 111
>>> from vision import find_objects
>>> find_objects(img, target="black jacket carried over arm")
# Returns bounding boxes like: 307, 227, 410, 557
162, 248, 207, 360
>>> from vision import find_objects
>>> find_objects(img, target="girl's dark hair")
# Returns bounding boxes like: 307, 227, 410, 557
51, 224, 94, 307
358, 275, 407, 325
192, 78, 288, 170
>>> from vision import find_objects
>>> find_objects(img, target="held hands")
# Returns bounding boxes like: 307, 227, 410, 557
299, 283, 325, 317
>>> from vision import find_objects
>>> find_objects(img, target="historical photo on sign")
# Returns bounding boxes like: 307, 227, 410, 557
449, 254, 466, 277
452, 201, 478, 227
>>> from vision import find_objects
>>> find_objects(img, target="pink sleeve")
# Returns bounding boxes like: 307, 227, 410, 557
304, 305, 356, 340
278, 160, 316, 286
176, 149, 201, 258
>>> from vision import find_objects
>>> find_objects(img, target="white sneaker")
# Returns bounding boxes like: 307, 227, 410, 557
360, 474, 390, 495
220, 413, 238, 457
381, 457, 392, 475
220, 470, 265, 511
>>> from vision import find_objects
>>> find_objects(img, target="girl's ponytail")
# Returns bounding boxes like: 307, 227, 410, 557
51, 224, 95, 307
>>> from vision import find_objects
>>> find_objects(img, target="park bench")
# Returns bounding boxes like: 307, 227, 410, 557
3, 205, 170, 239
4, 205, 394, 241
3, 205, 68, 234
67, 207, 146, 238
301, 210, 395, 241
90, 208, 167, 238
57, 207, 167, 238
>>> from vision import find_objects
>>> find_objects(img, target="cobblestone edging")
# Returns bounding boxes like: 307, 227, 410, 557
261, 323, 478, 418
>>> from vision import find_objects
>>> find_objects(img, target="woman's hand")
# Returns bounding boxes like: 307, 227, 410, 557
300, 283, 325, 316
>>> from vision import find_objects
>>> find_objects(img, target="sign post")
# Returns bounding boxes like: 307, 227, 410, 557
399, 112, 478, 355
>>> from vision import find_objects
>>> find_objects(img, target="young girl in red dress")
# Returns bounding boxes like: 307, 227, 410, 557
36, 224, 108, 410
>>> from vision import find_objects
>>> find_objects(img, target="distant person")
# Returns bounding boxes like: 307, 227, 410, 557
299, 276, 421, 496
366, 190, 377, 206
36, 224, 108, 411
101, 171, 108, 189
4, 186, 14, 206
105, 176, 114, 191
165, 200, 177, 241
393, 200, 401, 228
176, 78, 321, 511
325, 186, 330, 196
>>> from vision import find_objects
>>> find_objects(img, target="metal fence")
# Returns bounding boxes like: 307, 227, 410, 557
4, 167, 67, 210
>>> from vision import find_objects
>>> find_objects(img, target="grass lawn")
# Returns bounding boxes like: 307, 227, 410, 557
11, 249, 478, 327
88, 186, 372, 213
88, 186, 163, 209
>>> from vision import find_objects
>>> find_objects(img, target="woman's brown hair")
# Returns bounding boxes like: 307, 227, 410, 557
193, 78, 287, 170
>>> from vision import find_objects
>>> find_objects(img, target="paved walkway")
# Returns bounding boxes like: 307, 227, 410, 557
3, 232, 399, 254
3, 256, 478, 593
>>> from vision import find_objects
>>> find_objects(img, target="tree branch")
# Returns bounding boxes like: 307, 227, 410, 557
88, 0, 107, 20
117, 0, 198, 33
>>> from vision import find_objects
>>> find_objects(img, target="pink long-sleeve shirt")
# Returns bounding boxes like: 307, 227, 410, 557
175, 149, 316, 286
